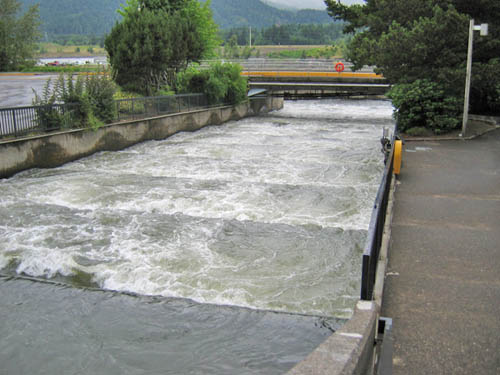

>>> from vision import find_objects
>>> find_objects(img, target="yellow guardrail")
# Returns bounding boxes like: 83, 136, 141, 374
241, 71, 384, 79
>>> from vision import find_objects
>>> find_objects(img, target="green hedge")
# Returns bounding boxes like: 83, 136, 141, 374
388, 79, 463, 135
176, 62, 247, 105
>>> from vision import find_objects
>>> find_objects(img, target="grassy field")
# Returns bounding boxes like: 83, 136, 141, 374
29, 43, 342, 73
253, 45, 331, 54
36, 43, 106, 58
220, 44, 342, 59
36, 43, 341, 59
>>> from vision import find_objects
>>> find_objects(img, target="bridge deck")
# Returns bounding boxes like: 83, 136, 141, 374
244, 70, 389, 97
248, 81, 391, 97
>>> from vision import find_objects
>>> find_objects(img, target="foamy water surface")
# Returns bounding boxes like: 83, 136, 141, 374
0, 99, 394, 318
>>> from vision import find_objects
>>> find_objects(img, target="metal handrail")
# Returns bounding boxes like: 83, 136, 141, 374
0, 93, 209, 139
361, 126, 397, 301
114, 94, 208, 122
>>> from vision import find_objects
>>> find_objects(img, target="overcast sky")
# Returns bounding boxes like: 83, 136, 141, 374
268, 0, 364, 10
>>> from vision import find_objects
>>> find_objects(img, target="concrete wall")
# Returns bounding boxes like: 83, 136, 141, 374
0, 97, 283, 179
288, 301, 379, 375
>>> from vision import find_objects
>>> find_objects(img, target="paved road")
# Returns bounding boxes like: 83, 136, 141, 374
382, 129, 500, 374
0, 74, 58, 108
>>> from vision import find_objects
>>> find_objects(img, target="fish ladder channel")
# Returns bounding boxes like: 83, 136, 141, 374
0, 99, 394, 374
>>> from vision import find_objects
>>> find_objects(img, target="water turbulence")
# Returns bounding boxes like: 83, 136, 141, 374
0, 99, 393, 373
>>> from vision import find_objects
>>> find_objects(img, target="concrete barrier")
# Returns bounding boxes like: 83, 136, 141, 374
0, 97, 283, 179
288, 301, 379, 375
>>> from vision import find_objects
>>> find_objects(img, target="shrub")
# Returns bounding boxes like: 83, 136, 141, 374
32, 78, 68, 130
176, 62, 247, 105
388, 79, 463, 135
32, 70, 116, 130
470, 58, 500, 115
405, 127, 429, 137
84, 71, 117, 123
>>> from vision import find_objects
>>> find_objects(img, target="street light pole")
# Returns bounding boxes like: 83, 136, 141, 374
461, 20, 488, 137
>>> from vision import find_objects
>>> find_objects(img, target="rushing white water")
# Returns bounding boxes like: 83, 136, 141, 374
0, 99, 394, 318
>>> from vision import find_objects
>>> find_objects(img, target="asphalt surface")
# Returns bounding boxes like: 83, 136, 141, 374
382, 129, 500, 374
0, 74, 59, 108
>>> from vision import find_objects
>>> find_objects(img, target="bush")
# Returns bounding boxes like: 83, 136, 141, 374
85, 71, 117, 123
405, 127, 429, 137
388, 79, 463, 135
32, 77, 68, 130
176, 62, 247, 105
470, 58, 500, 115
32, 71, 116, 130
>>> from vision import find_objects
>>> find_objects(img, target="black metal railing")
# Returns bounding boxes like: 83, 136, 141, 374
0, 103, 80, 138
0, 93, 208, 139
361, 126, 397, 301
115, 93, 208, 121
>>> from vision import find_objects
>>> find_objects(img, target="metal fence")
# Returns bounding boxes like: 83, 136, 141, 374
115, 93, 208, 121
0, 93, 208, 139
361, 126, 397, 301
0, 103, 80, 138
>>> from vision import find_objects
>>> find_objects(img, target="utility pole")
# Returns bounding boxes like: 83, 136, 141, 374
249, 27, 252, 48
462, 19, 488, 137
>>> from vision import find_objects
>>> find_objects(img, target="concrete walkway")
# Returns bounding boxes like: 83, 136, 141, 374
381, 129, 500, 374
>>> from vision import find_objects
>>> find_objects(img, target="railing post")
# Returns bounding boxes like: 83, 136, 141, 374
12, 110, 18, 138
361, 254, 371, 300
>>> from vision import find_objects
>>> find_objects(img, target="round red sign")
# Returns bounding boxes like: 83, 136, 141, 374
335, 62, 345, 73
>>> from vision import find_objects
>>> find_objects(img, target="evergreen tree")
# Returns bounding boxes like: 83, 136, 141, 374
105, 0, 219, 95
0, 0, 40, 71
325, 0, 500, 131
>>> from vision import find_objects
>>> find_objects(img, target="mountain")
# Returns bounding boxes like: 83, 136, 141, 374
19, 0, 332, 36
207, 0, 331, 29
261, 0, 299, 11
20, 0, 122, 36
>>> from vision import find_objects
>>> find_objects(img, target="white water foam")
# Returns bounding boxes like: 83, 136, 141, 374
0, 99, 394, 318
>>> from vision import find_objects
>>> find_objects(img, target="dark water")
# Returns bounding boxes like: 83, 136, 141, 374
0, 275, 342, 375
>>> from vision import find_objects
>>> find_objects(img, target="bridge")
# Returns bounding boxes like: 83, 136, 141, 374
236, 58, 391, 98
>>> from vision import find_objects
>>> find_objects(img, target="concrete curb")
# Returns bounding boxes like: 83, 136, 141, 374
287, 301, 379, 375
373, 177, 396, 308
403, 115, 500, 142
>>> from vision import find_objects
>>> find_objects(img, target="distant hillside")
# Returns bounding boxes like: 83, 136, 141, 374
262, 0, 297, 11
20, 0, 122, 36
208, 0, 331, 29
19, 0, 332, 36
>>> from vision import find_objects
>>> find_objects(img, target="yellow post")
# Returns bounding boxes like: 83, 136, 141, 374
393, 140, 403, 175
